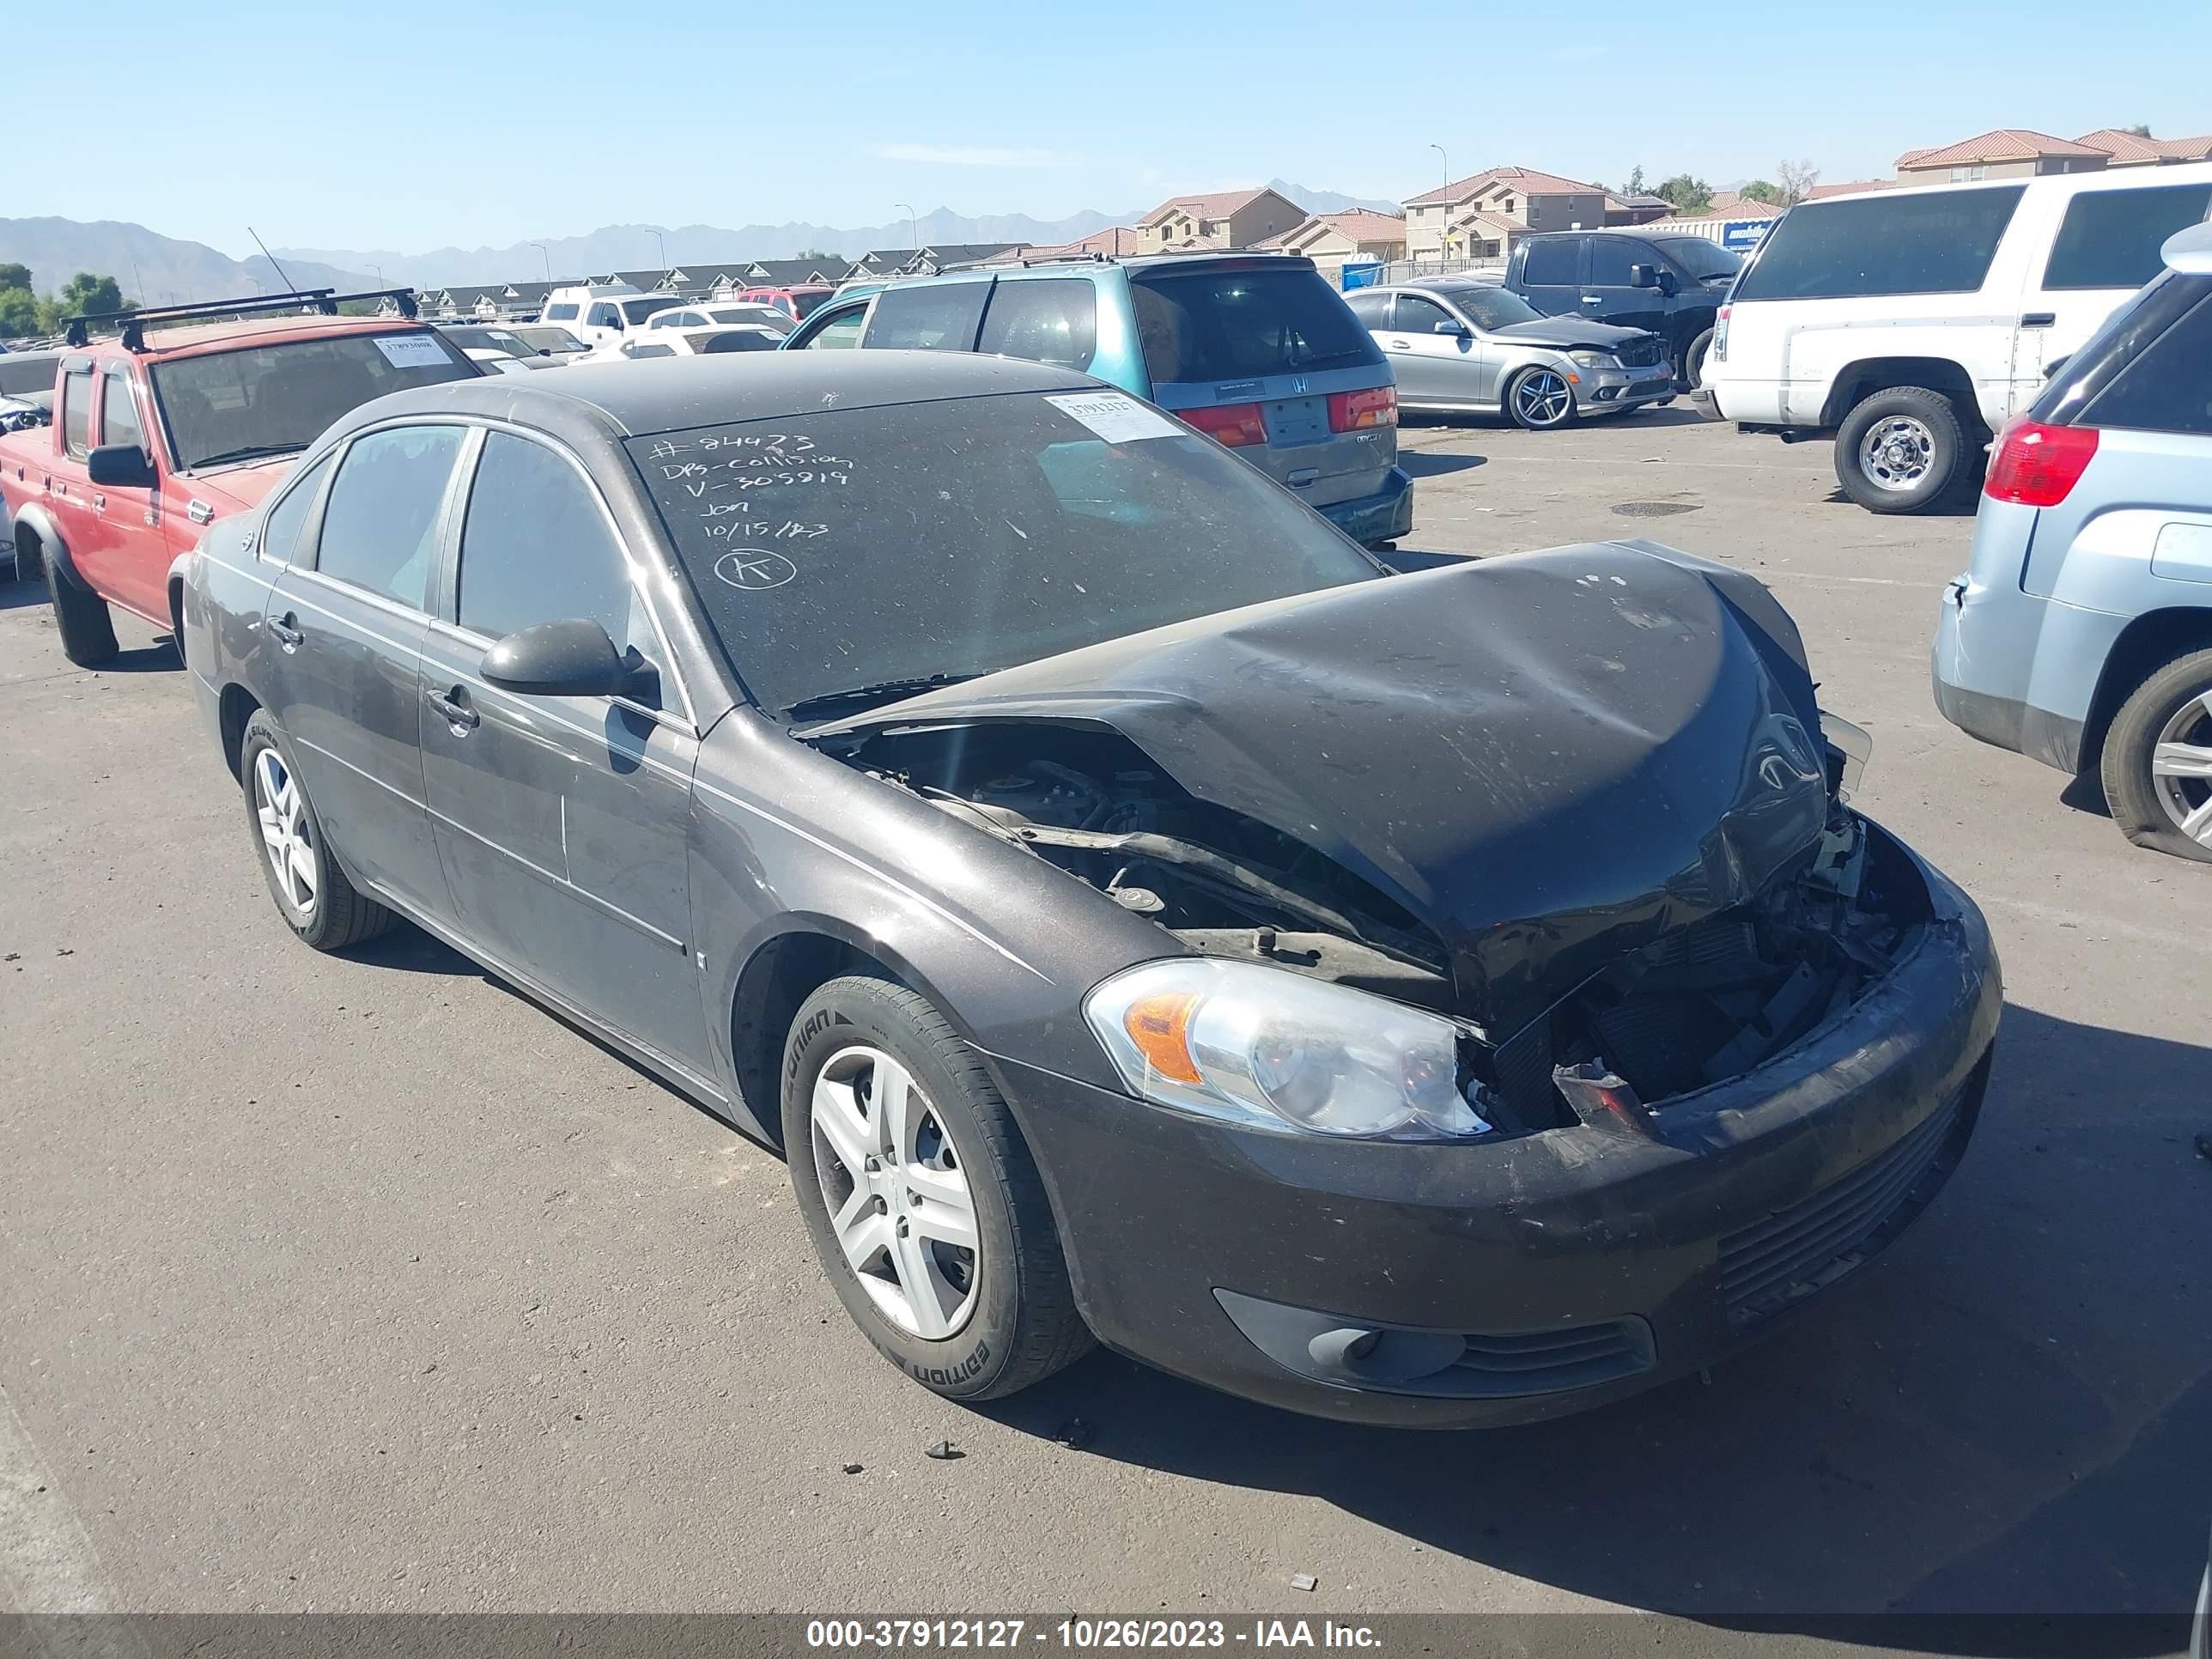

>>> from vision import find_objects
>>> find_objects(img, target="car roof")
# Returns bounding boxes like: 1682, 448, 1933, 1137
328, 349, 1103, 445
87, 313, 447, 363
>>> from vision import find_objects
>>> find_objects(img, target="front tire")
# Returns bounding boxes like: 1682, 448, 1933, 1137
44, 550, 118, 666
1505, 365, 1577, 431
239, 711, 394, 949
1683, 327, 1715, 389
1834, 386, 1965, 514
2100, 647, 2212, 864
782, 975, 1091, 1401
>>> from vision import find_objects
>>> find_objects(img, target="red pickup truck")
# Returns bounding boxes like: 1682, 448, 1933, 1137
0, 295, 478, 665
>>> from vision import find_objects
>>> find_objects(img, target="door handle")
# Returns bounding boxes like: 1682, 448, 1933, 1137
265, 612, 302, 650
428, 687, 480, 731
92, 492, 106, 511
2020, 312, 2056, 328
1388, 338, 1410, 349
1582, 295, 1603, 304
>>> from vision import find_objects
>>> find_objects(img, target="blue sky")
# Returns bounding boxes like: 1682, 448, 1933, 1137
13, 0, 2209, 255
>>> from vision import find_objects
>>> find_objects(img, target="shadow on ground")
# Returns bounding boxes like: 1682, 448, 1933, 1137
1400, 450, 1487, 478
978, 1002, 2212, 1654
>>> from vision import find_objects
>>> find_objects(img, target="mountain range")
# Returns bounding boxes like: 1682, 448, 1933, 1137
0, 181, 1398, 304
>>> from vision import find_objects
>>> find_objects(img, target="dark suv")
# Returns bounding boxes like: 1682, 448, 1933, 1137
783, 254, 1413, 546
1505, 229, 1743, 386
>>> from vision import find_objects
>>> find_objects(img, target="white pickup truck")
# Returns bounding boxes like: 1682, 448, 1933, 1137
538, 283, 684, 349
1699, 163, 2212, 512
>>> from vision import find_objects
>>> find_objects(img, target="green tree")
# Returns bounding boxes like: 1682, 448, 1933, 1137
1777, 159, 1820, 204
2121, 123, 2153, 137
0, 287, 40, 337
1737, 179, 1784, 204
1626, 164, 1646, 195
1654, 174, 1714, 215
57, 271, 127, 319
0, 263, 32, 293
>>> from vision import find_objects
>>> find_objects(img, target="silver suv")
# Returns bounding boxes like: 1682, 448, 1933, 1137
1933, 222, 2212, 861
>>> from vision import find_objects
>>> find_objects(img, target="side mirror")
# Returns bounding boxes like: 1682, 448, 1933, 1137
87, 443, 157, 489
481, 619, 651, 700
1432, 319, 1470, 337
1629, 264, 1659, 289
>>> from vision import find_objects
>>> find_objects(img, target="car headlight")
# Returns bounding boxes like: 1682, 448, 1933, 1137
1083, 958, 1492, 1139
1567, 349, 1615, 370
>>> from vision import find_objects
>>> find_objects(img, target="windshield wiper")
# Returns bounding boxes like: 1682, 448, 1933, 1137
784, 673, 982, 722
188, 441, 307, 470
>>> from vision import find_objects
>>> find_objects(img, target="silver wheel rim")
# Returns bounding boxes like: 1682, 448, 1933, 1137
810, 1044, 980, 1339
1514, 369, 1572, 427
1858, 415, 1936, 491
2150, 690, 2212, 847
252, 747, 318, 919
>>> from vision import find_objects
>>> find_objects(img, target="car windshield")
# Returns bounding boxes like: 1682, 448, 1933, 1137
513, 326, 583, 352
620, 296, 682, 326
442, 326, 531, 357
708, 306, 788, 330
1442, 286, 1541, 330
625, 390, 1382, 718
0, 357, 55, 397
151, 331, 476, 470
1655, 238, 1741, 281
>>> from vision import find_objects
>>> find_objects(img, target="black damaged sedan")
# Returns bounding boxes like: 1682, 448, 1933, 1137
179, 353, 1999, 1426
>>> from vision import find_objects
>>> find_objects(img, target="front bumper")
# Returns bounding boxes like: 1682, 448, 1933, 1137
1001, 826, 2000, 1427
1316, 465, 1415, 546
1583, 366, 1676, 413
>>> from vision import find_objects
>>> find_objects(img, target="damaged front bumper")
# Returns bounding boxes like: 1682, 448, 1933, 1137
995, 821, 2000, 1428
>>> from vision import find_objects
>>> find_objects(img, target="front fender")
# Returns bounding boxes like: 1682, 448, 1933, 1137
10, 500, 68, 586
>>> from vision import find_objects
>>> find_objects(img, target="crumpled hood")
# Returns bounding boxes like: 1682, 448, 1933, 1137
1486, 317, 1657, 352
815, 542, 1832, 1036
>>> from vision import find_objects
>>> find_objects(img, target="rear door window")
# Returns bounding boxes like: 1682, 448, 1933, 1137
1734, 186, 2026, 300
1520, 239, 1580, 287
1343, 289, 1392, 329
61, 362, 93, 458
862, 283, 991, 351
2043, 183, 2212, 291
975, 279, 1098, 370
1130, 265, 1380, 384
1586, 238, 1641, 287
2078, 290, 2212, 435
311, 425, 464, 611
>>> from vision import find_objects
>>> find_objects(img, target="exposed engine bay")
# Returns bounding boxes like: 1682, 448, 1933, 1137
818, 719, 1930, 1134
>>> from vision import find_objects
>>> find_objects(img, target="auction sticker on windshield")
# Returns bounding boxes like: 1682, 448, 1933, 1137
372, 334, 453, 368
1044, 392, 1182, 444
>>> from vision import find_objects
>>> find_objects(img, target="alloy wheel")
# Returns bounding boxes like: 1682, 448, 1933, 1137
2150, 690, 2212, 848
1858, 416, 1935, 492
252, 748, 319, 919
810, 1044, 980, 1339
1514, 369, 1573, 428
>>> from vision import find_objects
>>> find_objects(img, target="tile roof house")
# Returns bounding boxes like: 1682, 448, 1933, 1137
1895, 130, 2107, 181
1806, 178, 1899, 200
2074, 128, 2212, 167
1604, 193, 1676, 226
1703, 191, 1786, 221
1401, 166, 1607, 262
1022, 226, 1141, 260
908, 243, 1029, 274
1134, 186, 1304, 253
1253, 210, 1407, 276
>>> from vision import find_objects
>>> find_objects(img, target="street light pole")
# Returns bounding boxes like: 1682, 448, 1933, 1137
1428, 144, 1449, 269
530, 242, 551, 283
1430, 143, 1448, 187
649, 228, 665, 269
896, 202, 917, 258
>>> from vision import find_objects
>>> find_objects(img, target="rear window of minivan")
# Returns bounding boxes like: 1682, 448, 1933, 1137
1734, 186, 2026, 301
1132, 265, 1381, 384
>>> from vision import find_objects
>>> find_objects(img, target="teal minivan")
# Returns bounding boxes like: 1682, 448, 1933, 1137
781, 254, 1413, 546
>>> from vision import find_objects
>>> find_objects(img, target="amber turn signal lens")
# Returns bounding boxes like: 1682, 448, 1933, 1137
1122, 990, 1204, 1084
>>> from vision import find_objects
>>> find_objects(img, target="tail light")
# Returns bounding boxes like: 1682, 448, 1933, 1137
1181, 402, 1267, 448
1984, 420, 2099, 507
1328, 386, 1397, 432
1712, 304, 1729, 363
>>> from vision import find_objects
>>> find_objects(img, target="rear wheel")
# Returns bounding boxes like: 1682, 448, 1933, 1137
43, 548, 118, 666
1683, 327, 1715, 389
239, 711, 394, 948
1834, 386, 1966, 514
2100, 647, 2212, 864
781, 975, 1091, 1401
1505, 365, 1577, 431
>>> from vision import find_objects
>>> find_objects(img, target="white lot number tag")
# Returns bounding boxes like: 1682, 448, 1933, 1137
1044, 391, 1182, 444
374, 333, 452, 369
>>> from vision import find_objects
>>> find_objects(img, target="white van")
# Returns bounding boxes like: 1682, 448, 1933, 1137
1700, 163, 2212, 512
538, 283, 684, 348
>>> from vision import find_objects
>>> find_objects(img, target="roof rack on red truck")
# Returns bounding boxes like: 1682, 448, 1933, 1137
1, 288, 479, 665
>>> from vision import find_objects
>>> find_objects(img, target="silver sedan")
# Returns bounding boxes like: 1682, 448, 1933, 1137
1346, 282, 1675, 430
